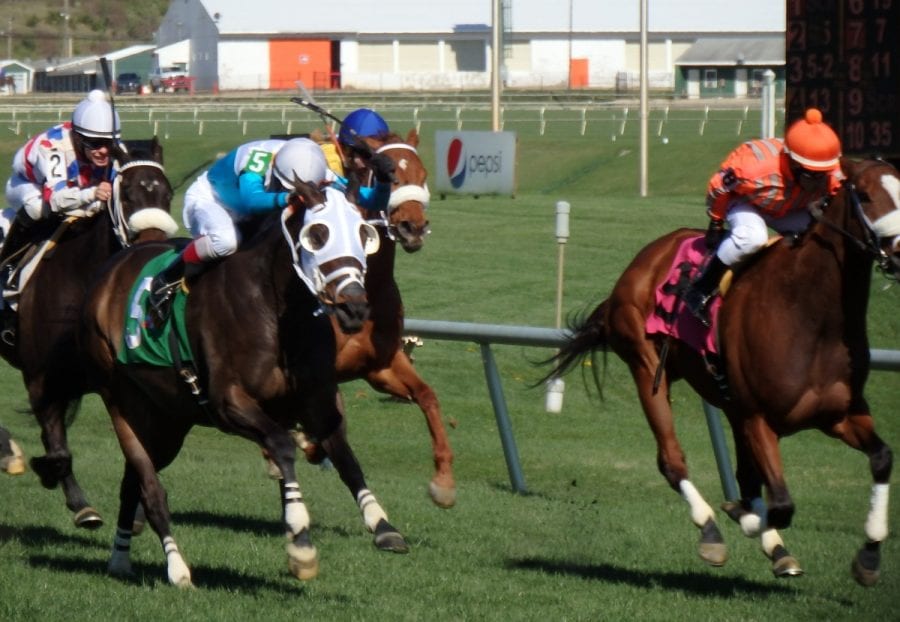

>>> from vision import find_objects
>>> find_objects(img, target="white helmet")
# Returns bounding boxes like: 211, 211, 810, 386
273, 138, 328, 189
72, 89, 121, 139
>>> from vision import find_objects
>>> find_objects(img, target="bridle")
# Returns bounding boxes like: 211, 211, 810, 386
373, 142, 431, 241
110, 160, 169, 247
808, 166, 900, 281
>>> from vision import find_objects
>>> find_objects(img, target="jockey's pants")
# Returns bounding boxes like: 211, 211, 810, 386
716, 203, 812, 267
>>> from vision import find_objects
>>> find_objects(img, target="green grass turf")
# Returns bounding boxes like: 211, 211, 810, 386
1, 99, 897, 621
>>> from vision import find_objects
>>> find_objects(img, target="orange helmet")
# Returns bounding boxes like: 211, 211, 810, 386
784, 108, 841, 171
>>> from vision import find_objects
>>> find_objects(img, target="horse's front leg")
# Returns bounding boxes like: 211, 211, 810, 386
723, 423, 802, 578
223, 388, 320, 581
630, 362, 727, 566
28, 395, 102, 529
828, 412, 892, 587
322, 392, 408, 553
369, 352, 455, 508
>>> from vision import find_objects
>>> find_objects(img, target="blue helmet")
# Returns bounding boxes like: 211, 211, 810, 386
339, 108, 389, 146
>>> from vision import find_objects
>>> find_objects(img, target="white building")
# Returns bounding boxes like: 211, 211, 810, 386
155, 0, 786, 92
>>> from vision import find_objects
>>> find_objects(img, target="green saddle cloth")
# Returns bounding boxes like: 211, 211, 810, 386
117, 250, 194, 367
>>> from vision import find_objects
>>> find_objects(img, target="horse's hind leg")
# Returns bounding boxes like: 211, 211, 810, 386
828, 413, 892, 587
322, 394, 409, 553
29, 397, 102, 529
106, 404, 192, 588
723, 428, 802, 578
107, 464, 143, 579
629, 360, 726, 566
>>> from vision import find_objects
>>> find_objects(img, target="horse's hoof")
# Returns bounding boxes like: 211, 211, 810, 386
374, 530, 410, 554
851, 559, 879, 587
286, 541, 319, 580
772, 555, 804, 578
698, 542, 728, 566
0, 440, 26, 475
721, 501, 744, 522
73, 507, 104, 530
288, 553, 319, 580
428, 481, 456, 508
851, 547, 880, 587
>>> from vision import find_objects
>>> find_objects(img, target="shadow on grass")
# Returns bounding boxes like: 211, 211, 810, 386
26, 553, 339, 596
508, 557, 854, 606
172, 509, 357, 540
0, 523, 106, 550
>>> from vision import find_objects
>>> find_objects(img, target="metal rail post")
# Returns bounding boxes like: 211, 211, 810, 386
479, 343, 527, 493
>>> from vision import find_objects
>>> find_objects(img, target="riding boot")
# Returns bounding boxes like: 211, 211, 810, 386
147, 253, 206, 327
147, 254, 187, 327
682, 255, 728, 327
0, 210, 38, 261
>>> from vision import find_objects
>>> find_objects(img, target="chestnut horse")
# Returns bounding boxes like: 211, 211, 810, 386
80, 186, 405, 586
546, 158, 899, 586
333, 130, 456, 508
0, 139, 177, 527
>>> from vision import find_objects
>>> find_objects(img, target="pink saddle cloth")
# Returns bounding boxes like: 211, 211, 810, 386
644, 235, 721, 356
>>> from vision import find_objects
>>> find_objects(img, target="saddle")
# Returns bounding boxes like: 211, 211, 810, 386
0, 216, 77, 346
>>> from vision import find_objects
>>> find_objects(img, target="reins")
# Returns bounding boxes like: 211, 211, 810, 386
809, 178, 900, 281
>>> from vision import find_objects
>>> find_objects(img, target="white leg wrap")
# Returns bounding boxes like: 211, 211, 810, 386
284, 483, 311, 536
760, 528, 784, 558
108, 528, 133, 576
162, 535, 192, 587
865, 483, 890, 542
679, 480, 715, 527
357, 488, 388, 532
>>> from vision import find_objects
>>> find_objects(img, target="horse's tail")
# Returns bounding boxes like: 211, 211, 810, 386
539, 299, 610, 395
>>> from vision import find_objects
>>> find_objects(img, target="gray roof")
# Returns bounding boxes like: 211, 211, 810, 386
199, 0, 785, 35
675, 36, 784, 66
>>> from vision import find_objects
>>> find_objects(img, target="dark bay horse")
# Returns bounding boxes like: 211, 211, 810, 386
334, 130, 457, 508
81, 186, 404, 586
546, 158, 899, 585
0, 138, 177, 528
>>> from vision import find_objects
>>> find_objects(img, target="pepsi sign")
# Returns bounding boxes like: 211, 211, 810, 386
435, 131, 516, 196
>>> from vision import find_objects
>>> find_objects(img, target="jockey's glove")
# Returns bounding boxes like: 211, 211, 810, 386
370, 153, 397, 184
705, 218, 725, 250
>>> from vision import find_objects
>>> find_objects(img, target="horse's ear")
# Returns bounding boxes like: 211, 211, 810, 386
151, 136, 164, 165
406, 128, 419, 148
112, 142, 131, 165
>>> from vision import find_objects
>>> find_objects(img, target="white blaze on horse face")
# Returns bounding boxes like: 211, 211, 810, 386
871, 174, 900, 253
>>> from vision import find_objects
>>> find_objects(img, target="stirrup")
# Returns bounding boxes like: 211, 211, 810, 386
147, 280, 179, 327
1, 326, 15, 347
682, 288, 712, 327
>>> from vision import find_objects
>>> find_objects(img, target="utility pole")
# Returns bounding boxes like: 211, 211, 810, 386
62, 0, 73, 58
6, 18, 12, 59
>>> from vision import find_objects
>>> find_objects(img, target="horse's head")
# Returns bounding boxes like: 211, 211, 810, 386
114, 137, 179, 245
367, 130, 431, 253
287, 183, 379, 334
840, 158, 900, 279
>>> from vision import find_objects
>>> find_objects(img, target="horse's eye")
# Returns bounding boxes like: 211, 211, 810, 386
300, 222, 330, 252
